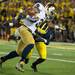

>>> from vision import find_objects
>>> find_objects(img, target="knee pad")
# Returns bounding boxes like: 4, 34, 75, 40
22, 44, 34, 58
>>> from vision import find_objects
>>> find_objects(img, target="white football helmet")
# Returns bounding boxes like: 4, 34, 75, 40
33, 3, 46, 20
33, 3, 45, 12
45, 3, 55, 14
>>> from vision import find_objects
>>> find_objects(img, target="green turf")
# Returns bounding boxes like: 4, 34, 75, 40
0, 40, 75, 75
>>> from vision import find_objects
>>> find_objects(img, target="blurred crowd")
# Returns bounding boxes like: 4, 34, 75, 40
0, 0, 75, 42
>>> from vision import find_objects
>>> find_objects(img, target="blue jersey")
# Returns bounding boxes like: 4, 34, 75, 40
34, 19, 54, 45
42, 28, 53, 45
35, 28, 53, 45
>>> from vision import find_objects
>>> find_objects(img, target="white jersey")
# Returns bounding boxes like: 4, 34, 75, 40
34, 3, 46, 20
21, 14, 41, 34
20, 3, 46, 34
21, 19, 36, 34
18, 3, 47, 34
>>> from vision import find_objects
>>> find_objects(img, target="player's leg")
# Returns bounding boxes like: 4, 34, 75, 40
16, 41, 34, 72
16, 47, 34, 72
0, 51, 19, 67
31, 42, 46, 72
24, 48, 34, 64
18, 48, 34, 67
16, 26, 35, 72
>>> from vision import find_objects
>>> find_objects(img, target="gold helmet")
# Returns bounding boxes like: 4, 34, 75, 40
27, 7, 36, 16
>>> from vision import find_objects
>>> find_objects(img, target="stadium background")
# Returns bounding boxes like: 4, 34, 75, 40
0, 0, 75, 75
0, 0, 75, 42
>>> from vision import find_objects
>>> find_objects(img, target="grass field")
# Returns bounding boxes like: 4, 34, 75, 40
0, 40, 75, 75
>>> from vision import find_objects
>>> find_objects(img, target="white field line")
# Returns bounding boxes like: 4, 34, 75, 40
32, 55, 75, 63
0, 42, 75, 51
0, 43, 75, 50
52, 53, 63, 56
47, 45, 75, 50
0, 52, 75, 64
